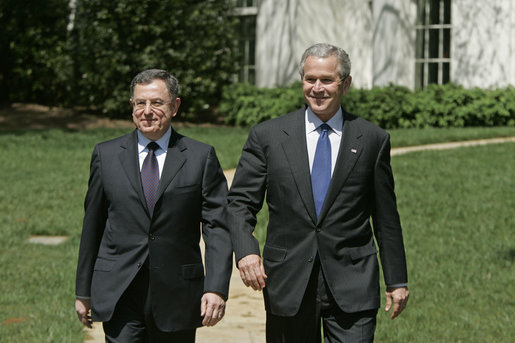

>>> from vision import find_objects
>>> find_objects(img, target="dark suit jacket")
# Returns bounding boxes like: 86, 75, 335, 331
75, 129, 232, 331
228, 107, 407, 316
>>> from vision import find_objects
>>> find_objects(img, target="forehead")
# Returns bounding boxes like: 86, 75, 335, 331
303, 56, 340, 77
133, 79, 169, 98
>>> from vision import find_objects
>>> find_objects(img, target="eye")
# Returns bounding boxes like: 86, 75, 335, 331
322, 79, 334, 84
135, 100, 146, 106
151, 100, 165, 107
304, 78, 316, 83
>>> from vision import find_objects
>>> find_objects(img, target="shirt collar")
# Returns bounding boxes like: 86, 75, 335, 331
305, 107, 343, 136
137, 126, 172, 153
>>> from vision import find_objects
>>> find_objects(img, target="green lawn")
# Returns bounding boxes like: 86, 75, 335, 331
375, 143, 514, 342
0, 125, 513, 342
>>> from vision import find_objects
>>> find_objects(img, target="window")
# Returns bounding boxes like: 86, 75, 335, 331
415, 0, 451, 88
231, 0, 258, 83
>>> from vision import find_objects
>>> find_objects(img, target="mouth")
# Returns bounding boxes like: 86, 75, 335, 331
311, 96, 328, 103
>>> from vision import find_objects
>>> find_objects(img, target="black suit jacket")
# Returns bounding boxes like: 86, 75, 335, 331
228, 107, 407, 316
76, 129, 232, 331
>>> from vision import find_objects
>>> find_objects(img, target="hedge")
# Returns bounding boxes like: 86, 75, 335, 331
0, 0, 239, 121
221, 82, 515, 128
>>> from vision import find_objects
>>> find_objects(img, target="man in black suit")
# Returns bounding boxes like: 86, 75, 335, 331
75, 69, 232, 342
228, 43, 409, 342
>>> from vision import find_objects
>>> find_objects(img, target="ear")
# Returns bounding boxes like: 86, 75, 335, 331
129, 98, 134, 107
170, 97, 181, 118
342, 76, 352, 95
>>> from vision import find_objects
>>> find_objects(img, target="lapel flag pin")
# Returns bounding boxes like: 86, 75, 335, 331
351, 148, 357, 153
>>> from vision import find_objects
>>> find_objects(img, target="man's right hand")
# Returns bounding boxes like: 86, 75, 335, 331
75, 298, 92, 328
237, 254, 267, 291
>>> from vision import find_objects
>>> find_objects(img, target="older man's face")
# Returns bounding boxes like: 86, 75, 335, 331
302, 56, 351, 122
130, 79, 180, 141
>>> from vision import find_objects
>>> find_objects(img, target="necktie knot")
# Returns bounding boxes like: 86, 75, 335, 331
147, 142, 159, 152
320, 123, 331, 133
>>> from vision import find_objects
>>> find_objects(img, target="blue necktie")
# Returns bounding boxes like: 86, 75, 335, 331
141, 142, 160, 216
311, 123, 332, 218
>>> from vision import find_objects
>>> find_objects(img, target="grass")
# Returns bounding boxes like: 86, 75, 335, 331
374, 143, 514, 342
0, 125, 513, 342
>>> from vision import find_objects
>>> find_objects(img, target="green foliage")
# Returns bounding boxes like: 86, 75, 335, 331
0, 0, 73, 105
221, 82, 304, 126
0, 0, 239, 121
70, 0, 239, 120
221, 82, 515, 128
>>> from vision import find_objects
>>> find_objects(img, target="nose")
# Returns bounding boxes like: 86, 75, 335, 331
143, 101, 152, 115
313, 79, 323, 92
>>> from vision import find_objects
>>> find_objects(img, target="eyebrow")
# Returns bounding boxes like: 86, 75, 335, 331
134, 97, 166, 101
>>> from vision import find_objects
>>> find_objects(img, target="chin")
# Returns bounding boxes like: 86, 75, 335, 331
311, 105, 328, 113
140, 125, 158, 131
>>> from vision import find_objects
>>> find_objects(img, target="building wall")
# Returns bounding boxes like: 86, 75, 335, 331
255, 0, 514, 90
452, 0, 514, 88
255, 0, 374, 89
371, 0, 417, 88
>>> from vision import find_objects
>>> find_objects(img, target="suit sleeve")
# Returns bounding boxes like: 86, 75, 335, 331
200, 146, 233, 299
227, 127, 267, 262
371, 134, 408, 286
75, 145, 108, 298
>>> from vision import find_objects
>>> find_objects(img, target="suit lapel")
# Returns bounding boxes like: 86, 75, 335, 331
119, 130, 149, 212
318, 111, 363, 221
157, 130, 186, 199
281, 109, 318, 224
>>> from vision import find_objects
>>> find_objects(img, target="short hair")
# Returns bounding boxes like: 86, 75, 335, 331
130, 69, 180, 100
299, 43, 351, 80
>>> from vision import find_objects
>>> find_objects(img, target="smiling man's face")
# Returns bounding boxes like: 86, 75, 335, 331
302, 55, 351, 122
130, 79, 180, 141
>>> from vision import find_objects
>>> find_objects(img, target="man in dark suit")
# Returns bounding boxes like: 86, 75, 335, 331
228, 43, 409, 342
75, 69, 232, 342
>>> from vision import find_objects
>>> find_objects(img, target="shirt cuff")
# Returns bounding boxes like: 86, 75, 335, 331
387, 283, 408, 288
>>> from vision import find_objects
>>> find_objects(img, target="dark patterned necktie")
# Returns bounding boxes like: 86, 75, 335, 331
141, 142, 160, 216
311, 123, 332, 218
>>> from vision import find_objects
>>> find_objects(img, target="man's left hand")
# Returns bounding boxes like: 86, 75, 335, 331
385, 286, 409, 319
201, 292, 226, 327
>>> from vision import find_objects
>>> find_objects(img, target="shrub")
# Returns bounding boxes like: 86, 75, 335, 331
69, 0, 239, 121
0, 0, 72, 105
221, 82, 515, 128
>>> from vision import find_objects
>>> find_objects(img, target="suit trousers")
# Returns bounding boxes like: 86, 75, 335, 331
103, 261, 196, 343
265, 257, 377, 343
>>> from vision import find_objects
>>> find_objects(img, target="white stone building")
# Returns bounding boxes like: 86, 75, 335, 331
233, 0, 515, 90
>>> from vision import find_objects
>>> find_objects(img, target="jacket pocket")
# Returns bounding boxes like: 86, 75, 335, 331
172, 184, 200, 195
93, 257, 116, 272
263, 245, 287, 262
181, 264, 204, 279
347, 243, 377, 262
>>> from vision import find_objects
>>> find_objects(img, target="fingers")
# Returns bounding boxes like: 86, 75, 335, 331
201, 293, 226, 327
385, 292, 393, 312
237, 254, 267, 291
385, 287, 410, 319
75, 299, 93, 329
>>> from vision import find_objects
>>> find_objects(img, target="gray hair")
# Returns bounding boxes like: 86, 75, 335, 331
299, 43, 351, 80
130, 69, 180, 99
